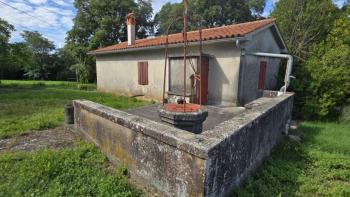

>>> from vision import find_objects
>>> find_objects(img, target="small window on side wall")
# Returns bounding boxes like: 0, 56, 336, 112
258, 61, 267, 90
138, 61, 148, 85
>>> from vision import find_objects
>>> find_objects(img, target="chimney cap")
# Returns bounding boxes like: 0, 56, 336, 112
126, 12, 136, 20
126, 12, 136, 25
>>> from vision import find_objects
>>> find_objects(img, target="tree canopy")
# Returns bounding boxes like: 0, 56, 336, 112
66, 0, 153, 82
273, 0, 350, 119
154, 0, 265, 35
271, 0, 337, 61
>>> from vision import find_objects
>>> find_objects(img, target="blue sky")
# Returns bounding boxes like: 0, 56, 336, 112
0, 0, 346, 48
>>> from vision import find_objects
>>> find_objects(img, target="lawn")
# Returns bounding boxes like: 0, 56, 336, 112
0, 80, 148, 196
0, 142, 142, 197
0, 80, 149, 138
0, 80, 349, 196
234, 122, 350, 197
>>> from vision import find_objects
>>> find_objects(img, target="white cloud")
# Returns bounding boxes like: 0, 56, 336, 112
53, 0, 72, 7
61, 16, 73, 28
28, 0, 48, 5
0, 0, 75, 47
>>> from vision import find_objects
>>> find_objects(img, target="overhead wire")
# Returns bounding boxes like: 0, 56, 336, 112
0, 0, 57, 26
22, 0, 73, 17
0, 0, 71, 44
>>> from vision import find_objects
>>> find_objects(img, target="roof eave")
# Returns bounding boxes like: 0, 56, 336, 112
88, 37, 248, 55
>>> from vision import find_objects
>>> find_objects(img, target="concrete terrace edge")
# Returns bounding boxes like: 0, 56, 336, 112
73, 100, 211, 159
73, 92, 294, 159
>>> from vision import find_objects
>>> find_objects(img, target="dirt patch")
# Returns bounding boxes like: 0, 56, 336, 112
0, 125, 78, 153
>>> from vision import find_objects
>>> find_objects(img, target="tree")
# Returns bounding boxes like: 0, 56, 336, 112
5, 43, 33, 79
303, 6, 350, 119
0, 18, 15, 81
21, 31, 55, 79
272, 0, 349, 120
66, 0, 153, 83
154, 0, 265, 35
271, 0, 337, 60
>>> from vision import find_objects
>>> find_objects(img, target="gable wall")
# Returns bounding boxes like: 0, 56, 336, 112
238, 27, 283, 105
96, 41, 241, 106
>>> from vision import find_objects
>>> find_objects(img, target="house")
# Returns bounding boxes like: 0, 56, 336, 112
88, 14, 289, 106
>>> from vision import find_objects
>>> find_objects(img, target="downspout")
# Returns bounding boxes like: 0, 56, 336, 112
245, 52, 294, 94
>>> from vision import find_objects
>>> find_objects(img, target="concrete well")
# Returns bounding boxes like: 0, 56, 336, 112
73, 92, 294, 197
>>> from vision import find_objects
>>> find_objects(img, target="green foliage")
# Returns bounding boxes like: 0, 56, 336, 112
272, 0, 336, 60
66, 0, 154, 82
302, 8, 350, 119
20, 31, 56, 80
233, 122, 350, 196
0, 80, 149, 138
273, 1, 350, 120
155, 0, 265, 35
0, 17, 15, 80
0, 142, 142, 196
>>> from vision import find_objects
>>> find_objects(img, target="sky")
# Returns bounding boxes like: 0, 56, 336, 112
0, 0, 346, 48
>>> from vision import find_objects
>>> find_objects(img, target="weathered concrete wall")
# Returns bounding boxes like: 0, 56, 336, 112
96, 41, 241, 106
74, 100, 208, 196
203, 94, 294, 196
238, 27, 283, 105
73, 92, 294, 197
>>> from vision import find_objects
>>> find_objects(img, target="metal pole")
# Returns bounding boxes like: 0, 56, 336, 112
162, 36, 169, 105
162, 17, 182, 105
199, 27, 203, 105
183, 0, 188, 111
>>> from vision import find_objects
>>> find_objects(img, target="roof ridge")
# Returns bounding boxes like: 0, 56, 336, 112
120, 18, 275, 44
91, 18, 276, 54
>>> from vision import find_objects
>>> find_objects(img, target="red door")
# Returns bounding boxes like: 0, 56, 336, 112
258, 61, 267, 90
196, 57, 209, 104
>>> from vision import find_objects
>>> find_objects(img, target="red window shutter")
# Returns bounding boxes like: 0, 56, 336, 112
258, 61, 267, 90
144, 62, 148, 85
138, 62, 142, 84
138, 62, 148, 85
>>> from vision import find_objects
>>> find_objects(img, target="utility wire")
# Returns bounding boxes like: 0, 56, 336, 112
0, 0, 56, 26
23, 0, 73, 17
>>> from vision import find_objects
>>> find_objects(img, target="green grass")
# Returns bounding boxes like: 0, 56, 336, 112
1, 80, 349, 196
0, 80, 147, 196
234, 122, 350, 197
0, 142, 142, 196
0, 80, 149, 138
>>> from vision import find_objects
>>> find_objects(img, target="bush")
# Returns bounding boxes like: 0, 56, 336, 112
291, 7, 350, 120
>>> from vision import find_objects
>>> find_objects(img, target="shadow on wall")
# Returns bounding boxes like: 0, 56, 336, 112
208, 58, 230, 105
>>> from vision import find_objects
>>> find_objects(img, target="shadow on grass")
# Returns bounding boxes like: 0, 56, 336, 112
232, 125, 322, 197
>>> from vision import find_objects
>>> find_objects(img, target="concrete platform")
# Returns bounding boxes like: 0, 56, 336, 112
125, 104, 246, 131
73, 92, 294, 197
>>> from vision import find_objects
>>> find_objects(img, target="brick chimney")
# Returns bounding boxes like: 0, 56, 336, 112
126, 13, 136, 45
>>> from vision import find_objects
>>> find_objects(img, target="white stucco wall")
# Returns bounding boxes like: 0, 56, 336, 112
96, 41, 241, 106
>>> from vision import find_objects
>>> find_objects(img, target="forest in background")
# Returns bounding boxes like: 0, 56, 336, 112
0, 0, 349, 120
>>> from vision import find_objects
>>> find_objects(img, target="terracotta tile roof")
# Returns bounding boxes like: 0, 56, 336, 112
92, 18, 275, 54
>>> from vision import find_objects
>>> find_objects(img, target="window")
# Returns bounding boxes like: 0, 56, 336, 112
258, 61, 267, 90
138, 61, 148, 85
